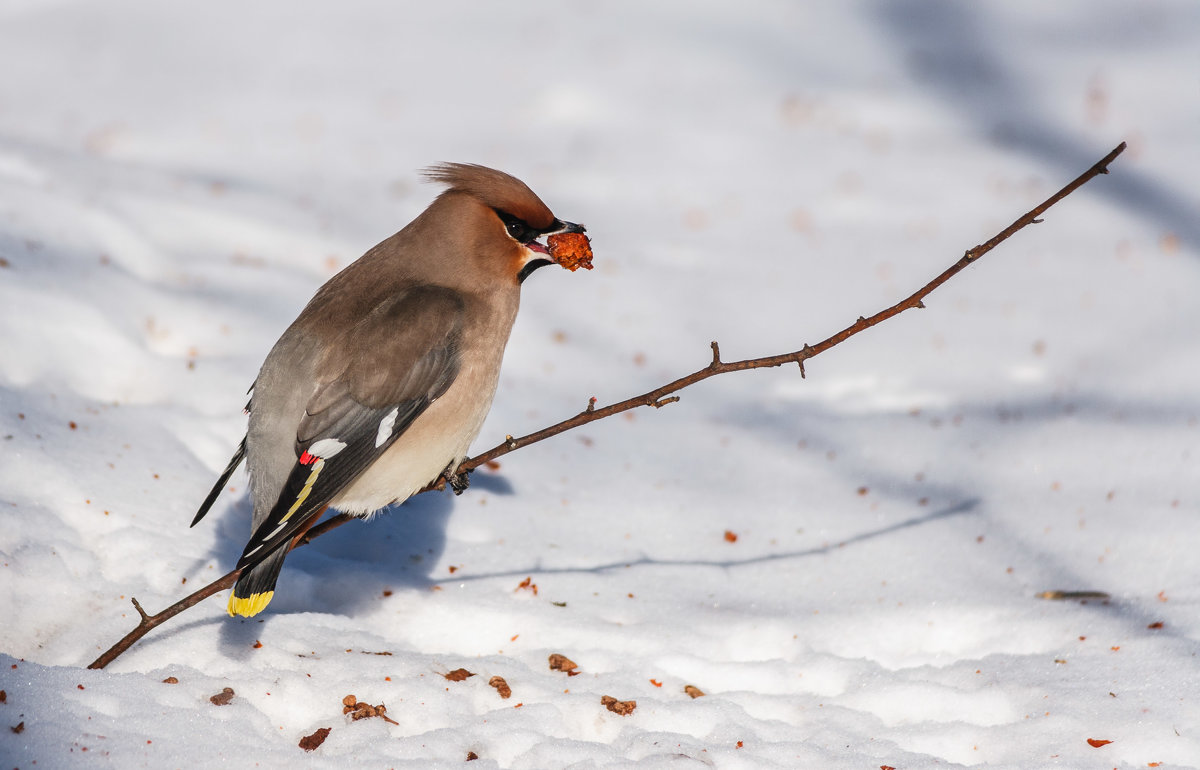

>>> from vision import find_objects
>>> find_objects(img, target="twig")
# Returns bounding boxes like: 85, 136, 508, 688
87, 570, 240, 669
455, 142, 1127, 473
87, 142, 1126, 670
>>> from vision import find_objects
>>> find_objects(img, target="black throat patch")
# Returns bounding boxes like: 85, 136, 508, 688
518, 258, 553, 284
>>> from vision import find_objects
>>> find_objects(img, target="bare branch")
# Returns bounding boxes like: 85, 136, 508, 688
458, 142, 1126, 473
87, 142, 1126, 670
88, 570, 240, 669
130, 597, 149, 623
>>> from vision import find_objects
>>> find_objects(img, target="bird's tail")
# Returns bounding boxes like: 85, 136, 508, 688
192, 437, 247, 527
228, 548, 287, 617
227, 506, 327, 617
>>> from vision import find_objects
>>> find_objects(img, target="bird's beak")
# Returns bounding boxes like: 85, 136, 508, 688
547, 219, 587, 235
517, 219, 590, 283
526, 219, 587, 256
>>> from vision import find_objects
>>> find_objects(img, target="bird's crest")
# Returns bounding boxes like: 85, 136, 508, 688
424, 163, 555, 229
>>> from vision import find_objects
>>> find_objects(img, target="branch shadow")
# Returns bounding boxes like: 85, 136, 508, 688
717, 388, 1199, 644
433, 498, 979, 585
870, 0, 1200, 251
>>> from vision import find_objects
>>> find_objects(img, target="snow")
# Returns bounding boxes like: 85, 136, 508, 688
2, 0, 1199, 767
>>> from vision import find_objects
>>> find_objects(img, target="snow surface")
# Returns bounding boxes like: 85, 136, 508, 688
2, 1, 1200, 767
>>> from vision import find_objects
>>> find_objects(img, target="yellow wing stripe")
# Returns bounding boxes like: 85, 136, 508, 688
283, 458, 325, 523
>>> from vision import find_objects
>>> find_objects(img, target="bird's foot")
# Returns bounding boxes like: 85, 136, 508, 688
442, 465, 471, 495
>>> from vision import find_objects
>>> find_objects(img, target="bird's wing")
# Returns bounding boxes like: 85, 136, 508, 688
234, 285, 465, 572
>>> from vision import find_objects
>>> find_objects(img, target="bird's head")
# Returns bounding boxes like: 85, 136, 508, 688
422, 163, 588, 285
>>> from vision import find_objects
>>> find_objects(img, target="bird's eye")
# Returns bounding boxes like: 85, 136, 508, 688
505, 221, 528, 240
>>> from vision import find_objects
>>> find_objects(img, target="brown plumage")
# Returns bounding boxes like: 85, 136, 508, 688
424, 163, 556, 230
191, 164, 588, 617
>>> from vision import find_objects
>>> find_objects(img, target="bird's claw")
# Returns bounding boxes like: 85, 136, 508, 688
443, 467, 471, 495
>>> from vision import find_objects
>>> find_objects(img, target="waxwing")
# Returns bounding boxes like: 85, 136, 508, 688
190, 163, 587, 617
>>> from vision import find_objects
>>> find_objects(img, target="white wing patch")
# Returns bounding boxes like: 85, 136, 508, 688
375, 406, 400, 448
308, 438, 347, 458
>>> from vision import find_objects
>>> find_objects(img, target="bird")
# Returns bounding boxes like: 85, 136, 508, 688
190, 163, 587, 617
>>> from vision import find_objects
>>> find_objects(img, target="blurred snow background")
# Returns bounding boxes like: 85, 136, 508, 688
1, 0, 1199, 767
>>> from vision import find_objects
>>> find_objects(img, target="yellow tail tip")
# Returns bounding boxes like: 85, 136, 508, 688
228, 590, 274, 617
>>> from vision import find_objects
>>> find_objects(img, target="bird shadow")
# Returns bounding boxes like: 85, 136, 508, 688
210, 488, 458, 657
193, 469, 518, 656
193, 469, 516, 577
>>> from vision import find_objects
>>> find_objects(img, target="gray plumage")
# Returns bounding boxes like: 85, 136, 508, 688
192, 163, 586, 616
